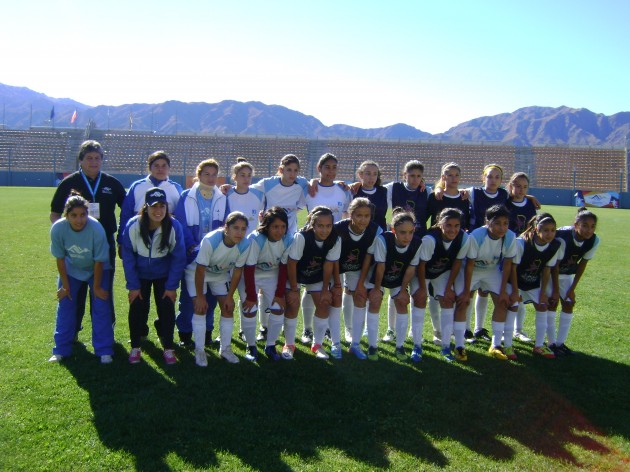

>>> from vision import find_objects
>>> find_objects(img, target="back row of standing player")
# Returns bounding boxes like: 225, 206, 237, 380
48, 142, 599, 366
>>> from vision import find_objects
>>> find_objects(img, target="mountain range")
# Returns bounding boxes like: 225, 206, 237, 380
1, 82, 628, 147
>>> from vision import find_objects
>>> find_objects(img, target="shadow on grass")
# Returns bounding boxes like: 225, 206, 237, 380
62, 337, 629, 470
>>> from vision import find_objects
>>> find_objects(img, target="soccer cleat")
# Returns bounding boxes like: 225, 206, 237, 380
48, 354, 63, 363
410, 345, 423, 362
344, 327, 353, 344
488, 346, 508, 360
349, 343, 367, 360
128, 348, 142, 364
441, 347, 455, 362
324, 328, 332, 342
100, 355, 113, 364
220, 346, 240, 364
163, 349, 177, 365
395, 346, 407, 361
195, 348, 208, 367
331, 343, 343, 360
454, 346, 468, 362
432, 330, 442, 345
557, 343, 574, 356
300, 328, 313, 344
474, 328, 491, 342
265, 345, 281, 361
281, 344, 296, 360
367, 346, 379, 361
464, 329, 474, 341
238, 330, 247, 343
504, 346, 518, 360
245, 345, 259, 362
382, 329, 395, 342
311, 343, 329, 359
178, 332, 195, 349
533, 346, 556, 359
515, 330, 533, 343
256, 327, 268, 342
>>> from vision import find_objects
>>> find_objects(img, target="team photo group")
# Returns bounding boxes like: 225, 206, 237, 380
48, 140, 600, 368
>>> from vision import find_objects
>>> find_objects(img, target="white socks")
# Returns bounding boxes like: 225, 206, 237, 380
440, 307, 454, 349
313, 316, 328, 346
474, 293, 489, 332
192, 314, 206, 351
328, 306, 342, 345
504, 311, 516, 347
546, 311, 557, 345
266, 313, 284, 347
395, 313, 409, 348
556, 311, 573, 345
516, 303, 526, 332
367, 311, 379, 347
302, 291, 314, 332
219, 316, 234, 352
535, 310, 547, 347
411, 306, 425, 346
342, 292, 353, 337
491, 321, 504, 347
465, 300, 473, 332
429, 297, 440, 334
241, 315, 257, 347
387, 297, 396, 331
352, 305, 366, 344
453, 321, 466, 348
283, 317, 298, 346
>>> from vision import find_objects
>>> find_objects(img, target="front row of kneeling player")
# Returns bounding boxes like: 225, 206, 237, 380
50, 188, 599, 365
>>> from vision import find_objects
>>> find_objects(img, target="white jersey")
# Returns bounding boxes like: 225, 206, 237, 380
227, 187, 265, 237
467, 227, 517, 270
245, 231, 294, 279
252, 175, 308, 235
306, 183, 351, 223
195, 229, 251, 282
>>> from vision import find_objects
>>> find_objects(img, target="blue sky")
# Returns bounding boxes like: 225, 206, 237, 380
2, 0, 629, 133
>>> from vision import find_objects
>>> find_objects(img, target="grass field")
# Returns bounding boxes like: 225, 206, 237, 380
0, 187, 629, 471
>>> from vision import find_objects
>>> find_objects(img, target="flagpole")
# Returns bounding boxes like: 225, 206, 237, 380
29, 104, 32, 129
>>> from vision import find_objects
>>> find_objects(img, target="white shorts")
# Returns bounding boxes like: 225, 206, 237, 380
425, 271, 452, 299
467, 268, 503, 295
545, 275, 574, 300
519, 287, 542, 305
286, 280, 331, 293
343, 271, 361, 291
185, 267, 230, 297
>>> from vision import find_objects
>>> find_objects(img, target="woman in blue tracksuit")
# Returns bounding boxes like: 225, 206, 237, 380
122, 187, 187, 365
174, 159, 228, 347
49, 192, 114, 364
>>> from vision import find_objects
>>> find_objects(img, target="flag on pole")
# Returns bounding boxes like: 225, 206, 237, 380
50, 106, 55, 121
70, 110, 77, 124
129, 111, 133, 130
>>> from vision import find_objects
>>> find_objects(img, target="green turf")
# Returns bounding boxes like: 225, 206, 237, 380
0, 187, 628, 471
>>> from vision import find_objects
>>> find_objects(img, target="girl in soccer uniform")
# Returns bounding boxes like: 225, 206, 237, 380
191, 212, 251, 366
285, 206, 342, 359
363, 208, 422, 361
241, 207, 294, 361
174, 159, 227, 348
353, 160, 389, 232
506, 172, 538, 342
49, 192, 114, 364
385, 160, 430, 236
418, 208, 471, 362
510, 213, 563, 359
334, 198, 383, 358
227, 159, 265, 237
426, 162, 471, 344
122, 188, 187, 365
546, 208, 600, 356
457, 204, 518, 360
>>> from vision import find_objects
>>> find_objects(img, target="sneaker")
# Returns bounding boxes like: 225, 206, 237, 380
163, 349, 177, 365
454, 346, 468, 362
324, 328, 332, 342
128, 348, 142, 364
265, 345, 281, 361
178, 332, 195, 349
432, 330, 442, 346
395, 346, 407, 361
349, 343, 367, 360
220, 346, 240, 364
331, 343, 342, 360
194, 348, 208, 367
382, 329, 395, 342
344, 327, 353, 343
245, 345, 259, 362
256, 327, 268, 342
557, 343, 574, 356
311, 343, 329, 359
464, 329, 474, 341
300, 328, 313, 344
515, 330, 533, 343
238, 330, 247, 343
205, 331, 214, 347
474, 328, 491, 342
48, 354, 63, 363
281, 344, 296, 360
367, 346, 379, 361
100, 355, 113, 364
504, 346, 518, 360
441, 347, 454, 362
410, 345, 423, 362
488, 346, 508, 360
533, 346, 556, 359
